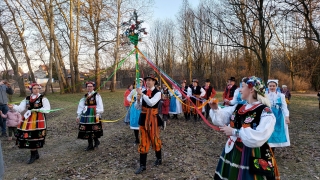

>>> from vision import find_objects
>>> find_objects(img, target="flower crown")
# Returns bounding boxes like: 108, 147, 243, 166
242, 76, 266, 96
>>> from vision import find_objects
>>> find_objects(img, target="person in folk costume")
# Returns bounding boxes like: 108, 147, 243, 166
180, 80, 191, 120
169, 85, 182, 119
202, 79, 217, 119
209, 76, 280, 180
76, 81, 104, 151
281, 85, 291, 106
229, 82, 247, 106
135, 74, 163, 174
187, 78, 206, 121
223, 77, 238, 106
127, 78, 145, 144
161, 93, 170, 130
124, 84, 133, 125
266, 79, 290, 154
11, 83, 51, 164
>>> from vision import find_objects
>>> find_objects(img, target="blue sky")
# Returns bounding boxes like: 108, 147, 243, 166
153, 0, 200, 21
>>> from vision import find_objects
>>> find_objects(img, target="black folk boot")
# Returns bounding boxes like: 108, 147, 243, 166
35, 150, 40, 159
94, 138, 100, 148
27, 150, 37, 164
135, 153, 147, 174
154, 150, 162, 166
85, 138, 94, 151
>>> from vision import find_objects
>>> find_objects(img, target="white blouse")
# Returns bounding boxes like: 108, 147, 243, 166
135, 87, 161, 110
187, 86, 206, 97
229, 88, 240, 105
77, 92, 104, 117
14, 93, 51, 113
267, 92, 289, 117
209, 102, 276, 148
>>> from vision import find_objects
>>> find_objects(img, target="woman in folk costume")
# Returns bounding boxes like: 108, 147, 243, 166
169, 85, 182, 119
11, 83, 51, 164
266, 80, 290, 153
229, 82, 247, 106
76, 81, 104, 151
209, 76, 279, 180
180, 80, 191, 120
127, 78, 145, 144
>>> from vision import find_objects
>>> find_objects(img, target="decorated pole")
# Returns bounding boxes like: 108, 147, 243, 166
122, 10, 147, 88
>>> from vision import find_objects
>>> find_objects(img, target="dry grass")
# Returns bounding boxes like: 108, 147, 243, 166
1, 91, 319, 179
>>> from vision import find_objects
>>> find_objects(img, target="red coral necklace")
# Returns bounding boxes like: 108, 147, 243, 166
237, 103, 261, 115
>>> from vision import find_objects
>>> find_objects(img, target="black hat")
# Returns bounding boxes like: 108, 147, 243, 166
181, 80, 187, 84
144, 74, 158, 85
205, 79, 210, 82
192, 79, 198, 83
228, 77, 236, 81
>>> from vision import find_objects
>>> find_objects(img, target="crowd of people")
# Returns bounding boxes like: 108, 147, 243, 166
0, 75, 317, 179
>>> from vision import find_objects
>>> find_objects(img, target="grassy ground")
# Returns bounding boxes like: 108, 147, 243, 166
1, 90, 320, 180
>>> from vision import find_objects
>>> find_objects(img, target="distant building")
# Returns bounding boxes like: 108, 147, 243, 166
34, 65, 48, 79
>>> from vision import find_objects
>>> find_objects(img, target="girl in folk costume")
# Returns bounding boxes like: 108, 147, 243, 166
127, 78, 145, 144
161, 93, 170, 130
76, 82, 104, 151
187, 79, 206, 121
11, 83, 51, 164
229, 82, 247, 106
124, 84, 133, 125
181, 80, 191, 120
266, 80, 290, 153
169, 85, 182, 119
209, 76, 279, 180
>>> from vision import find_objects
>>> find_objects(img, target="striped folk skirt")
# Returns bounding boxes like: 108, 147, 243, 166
78, 106, 103, 139
214, 141, 280, 180
15, 111, 46, 149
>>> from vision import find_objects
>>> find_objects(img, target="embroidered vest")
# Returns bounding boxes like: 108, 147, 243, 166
191, 85, 202, 95
26, 95, 44, 110
142, 88, 160, 109
225, 85, 238, 98
230, 104, 267, 129
84, 92, 97, 106
203, 86, 213, 99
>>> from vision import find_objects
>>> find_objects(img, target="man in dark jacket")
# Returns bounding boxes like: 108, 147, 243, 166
0, 80, 14, 137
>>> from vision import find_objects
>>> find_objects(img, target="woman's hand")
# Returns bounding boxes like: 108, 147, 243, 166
209, 98, 219, 110
285, 116, 290, 124
219, 125, 234, 136
76, 117, 80, 124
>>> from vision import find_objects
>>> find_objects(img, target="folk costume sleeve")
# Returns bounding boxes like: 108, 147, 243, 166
200, 87, 206, 98
142, 92, 161, 107
239, 107, 276, 148
229, 88, 240, 106
127, 89, 135, 102
13, 98, 27, 112
37, 97, 51, 113
280, 93, 289, 117
176, 90, 182, 98
209, 105, 237, 127
77, 97, 86, 118
95, 93, 104, 116
210, 87, 216, 98
187, 87, 192, 97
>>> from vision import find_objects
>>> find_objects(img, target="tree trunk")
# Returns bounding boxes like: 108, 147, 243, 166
111, 0, 122, 92
69, 0, 75, 93
44, 0, 54, 95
